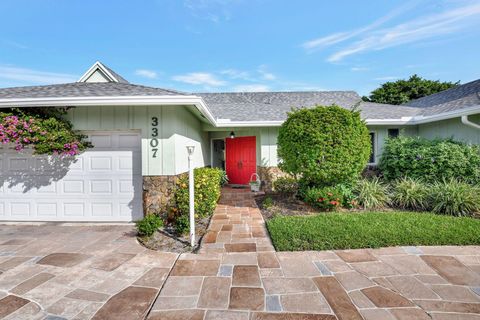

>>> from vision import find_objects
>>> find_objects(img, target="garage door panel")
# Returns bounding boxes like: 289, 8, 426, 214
90, 180, 113, 194
90, 134, 112, 148
8, 157, 30, 171
63, 180, 85, 194
118, 134, 140, 148
10, 202, 31, 217
0, 131, 142, 222
91, 203, 113, 217
64, 203, 85, 217
37, 202, 58, 217
90, 156, 113, 171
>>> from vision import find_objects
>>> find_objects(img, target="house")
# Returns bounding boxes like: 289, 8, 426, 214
0, 61, 479, 222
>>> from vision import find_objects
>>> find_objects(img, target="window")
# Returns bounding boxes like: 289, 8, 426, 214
369, 132, 375, 163
388, 128, 400, 138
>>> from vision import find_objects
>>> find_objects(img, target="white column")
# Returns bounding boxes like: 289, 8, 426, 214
187, 146, 195, 247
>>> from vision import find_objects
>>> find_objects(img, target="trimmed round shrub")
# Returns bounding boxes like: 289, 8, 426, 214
379, 136, 480, 184
136, 214, 163, 237
175, 167, 223, 218
429, 179, 480, 216
354, 178, 390, 209
277, 105, 371, 187
392, 177, 429, 210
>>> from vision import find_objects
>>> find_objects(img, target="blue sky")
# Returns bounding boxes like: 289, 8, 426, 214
1, 0, 479, 95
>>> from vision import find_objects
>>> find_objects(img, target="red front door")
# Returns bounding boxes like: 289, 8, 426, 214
225, 136, 256, 185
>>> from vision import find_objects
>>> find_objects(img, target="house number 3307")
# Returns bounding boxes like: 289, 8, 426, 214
151, 117, 159, 158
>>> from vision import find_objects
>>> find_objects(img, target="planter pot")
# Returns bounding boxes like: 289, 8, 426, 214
249, 173, 261, 192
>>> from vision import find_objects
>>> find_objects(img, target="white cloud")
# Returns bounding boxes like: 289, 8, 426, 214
183, 0, 240, 23
233, 84, 270, 92
257, 65, 276, 81
173, 72, 226, 86
0, 66, 77, 84
326, 2, 480, 62
135, 69, 157, 79
351, 67, 369, 72
220, 69, 251, 80
303, 0, 419, 51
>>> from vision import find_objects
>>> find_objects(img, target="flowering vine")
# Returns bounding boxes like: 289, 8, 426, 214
0, 108, 91, 156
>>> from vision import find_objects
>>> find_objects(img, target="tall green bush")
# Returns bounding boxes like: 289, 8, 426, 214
175, 167, 223, 218
379, 136, 480, 183
277, 105, 371, 187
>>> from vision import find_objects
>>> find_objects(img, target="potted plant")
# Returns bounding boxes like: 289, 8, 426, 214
249, 173, 261, 192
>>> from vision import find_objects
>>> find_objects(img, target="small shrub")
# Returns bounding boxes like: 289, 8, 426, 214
336, 184, 357, 209
174, 214, 190, 235
175, 167, 223, 218
429, 179, 480, 216
379, 136, 480, 184
136, 214, 163, 237
354, 178, 390, 209
263, 196, 274, 209
273, 177, 298, 196
277, 105, 371, 187
304, 186, 344, 211
219, 170, 229, 186
392, 177, 429, 210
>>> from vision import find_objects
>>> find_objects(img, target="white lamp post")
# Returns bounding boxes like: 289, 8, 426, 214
186, 145, 195, 247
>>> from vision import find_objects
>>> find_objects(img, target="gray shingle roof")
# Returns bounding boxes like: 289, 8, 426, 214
0, 82, 185, 99
197, 91, 364, 121
102, 64, 130, 84
357, 102, 422, 119
406, 79, 480, 116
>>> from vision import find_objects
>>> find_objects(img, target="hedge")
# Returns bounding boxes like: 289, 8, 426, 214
379, 136, 480, 183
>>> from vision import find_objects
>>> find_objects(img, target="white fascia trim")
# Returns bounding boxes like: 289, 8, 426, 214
77, 61, 119, 83
410, 104, 480, 124
215, 120, 283, 127
0, 95, 218, 126
366, 117, 414, 125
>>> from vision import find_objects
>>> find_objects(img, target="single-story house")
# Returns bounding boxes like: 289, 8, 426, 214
1, 61, 479, 222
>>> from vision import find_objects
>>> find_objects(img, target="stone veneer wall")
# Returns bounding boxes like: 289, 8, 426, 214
257, 166, 288, 192
143, 175, 180, 215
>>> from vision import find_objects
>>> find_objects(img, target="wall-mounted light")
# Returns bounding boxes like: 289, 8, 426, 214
230, 131, 235, 139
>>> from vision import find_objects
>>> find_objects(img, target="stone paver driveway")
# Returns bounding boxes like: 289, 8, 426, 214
1, 188, 480, 319
0, 224, 177, 319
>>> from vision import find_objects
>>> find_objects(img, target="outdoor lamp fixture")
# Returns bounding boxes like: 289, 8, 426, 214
230, 131, 235, 139
186, 145, 195, 247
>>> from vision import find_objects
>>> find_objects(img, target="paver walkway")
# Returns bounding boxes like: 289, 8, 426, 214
0, 188, 480, 319
149, 188, 480, 320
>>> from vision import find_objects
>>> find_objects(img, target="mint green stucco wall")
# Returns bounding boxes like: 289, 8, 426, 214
368, 125, 418, 164
418, 115, 480, 145
66, 105, 210, 176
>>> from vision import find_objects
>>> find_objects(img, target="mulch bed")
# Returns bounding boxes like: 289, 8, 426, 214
254, 193, 320, 220
137, 217, 210, 253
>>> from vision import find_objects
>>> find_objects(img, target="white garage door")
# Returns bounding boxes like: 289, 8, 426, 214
0, 131, 142, 222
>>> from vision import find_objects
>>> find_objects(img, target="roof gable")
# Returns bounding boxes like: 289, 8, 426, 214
78, 61, 129, 84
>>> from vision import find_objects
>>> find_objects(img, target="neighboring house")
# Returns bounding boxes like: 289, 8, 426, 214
0, 61, 479, 222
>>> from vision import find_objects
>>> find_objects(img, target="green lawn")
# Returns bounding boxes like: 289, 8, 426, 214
266, 211, 480, 251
